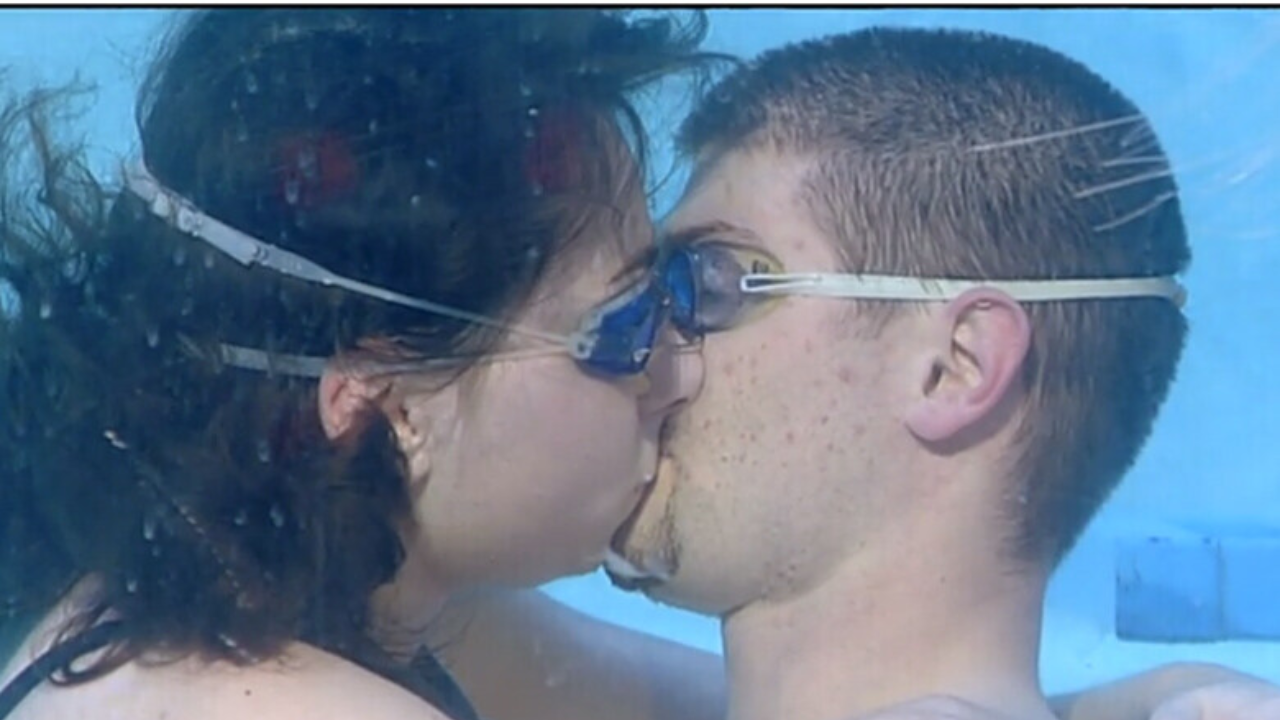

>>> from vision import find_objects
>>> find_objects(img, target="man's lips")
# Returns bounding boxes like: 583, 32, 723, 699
604, 454, 677, 588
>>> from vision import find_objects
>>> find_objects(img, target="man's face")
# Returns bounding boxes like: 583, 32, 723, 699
609, 148, 930, 615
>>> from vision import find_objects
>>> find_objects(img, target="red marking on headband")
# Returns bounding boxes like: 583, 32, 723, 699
275, 132, 360, 209
522, 105, 585, 193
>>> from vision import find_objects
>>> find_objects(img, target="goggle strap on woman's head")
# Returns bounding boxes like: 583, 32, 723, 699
120, 162, 587, 377
219, 343, 574, 379
741, 272, 1187, 307
121, 162, 574, 347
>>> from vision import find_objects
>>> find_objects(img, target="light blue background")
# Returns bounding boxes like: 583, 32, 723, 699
2, 8, 1276, 692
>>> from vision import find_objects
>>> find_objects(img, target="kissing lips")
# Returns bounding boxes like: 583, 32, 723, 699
605, 454, 678, 590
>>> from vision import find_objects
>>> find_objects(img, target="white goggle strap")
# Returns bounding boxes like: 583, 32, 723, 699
741, 273, 1187, 308
218, 343, 574, 379
120, 161, 574, 347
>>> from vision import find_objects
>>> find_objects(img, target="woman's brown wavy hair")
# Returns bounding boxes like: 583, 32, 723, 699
0, 8, 722, 715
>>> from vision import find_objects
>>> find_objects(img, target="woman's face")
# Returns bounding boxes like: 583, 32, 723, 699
366, 148, 704, 606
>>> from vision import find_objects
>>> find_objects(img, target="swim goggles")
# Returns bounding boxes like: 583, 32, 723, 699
122, 162, 1186, 380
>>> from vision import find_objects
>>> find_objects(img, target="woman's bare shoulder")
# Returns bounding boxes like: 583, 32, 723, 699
7, 641, 454, 720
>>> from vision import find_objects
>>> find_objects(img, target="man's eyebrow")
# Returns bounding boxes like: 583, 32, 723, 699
610, 221, 766, 283
661, 221, 763, 248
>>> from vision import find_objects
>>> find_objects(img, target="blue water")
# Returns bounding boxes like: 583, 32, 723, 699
2, 8, 1277, 693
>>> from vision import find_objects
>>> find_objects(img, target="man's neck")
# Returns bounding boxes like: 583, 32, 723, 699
719, 515, 1055, 720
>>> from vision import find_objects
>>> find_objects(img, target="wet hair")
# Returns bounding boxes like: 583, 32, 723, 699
0, 8, 717, 711
679, 27, 1190, 565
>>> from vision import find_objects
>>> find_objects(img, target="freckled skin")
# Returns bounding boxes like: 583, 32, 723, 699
617, 150, 909, 614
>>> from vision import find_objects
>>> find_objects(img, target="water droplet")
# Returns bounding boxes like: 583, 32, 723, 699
245, 71, 259, 94
270, 504, 286, 528
283, 178, 300, 206
143, 516, 157, 541
256, 439, 272, 464
38, 301, 51, 319
233, 508, 249, 526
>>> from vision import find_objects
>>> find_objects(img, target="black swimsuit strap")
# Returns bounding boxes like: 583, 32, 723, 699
410, 647, 481, 720
0, 619, 126, 719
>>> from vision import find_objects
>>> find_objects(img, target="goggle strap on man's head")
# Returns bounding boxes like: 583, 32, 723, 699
121, 162, 573, 347
741, 272, 1187, 307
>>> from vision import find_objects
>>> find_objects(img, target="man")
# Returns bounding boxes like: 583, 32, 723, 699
429, 27, 1275, 720
606, 25, 1188, 720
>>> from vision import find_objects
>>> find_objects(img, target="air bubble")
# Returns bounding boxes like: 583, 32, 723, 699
304, 85, 319, 112
203, 251, 216, 269
424, 157, 440, 170
146, 327, 160, 348
38, 301, 51, 319
245, 71, 259, 94
270, 504, 286, 528
410, 195, 422, 208
283, 178, 301, 206
519, 83, 533, 98
234, 509, 249, 526
143, 516, 157, 541
368, 119, 380, 135
256, 439, 272, 464
297, 146, 319, 181
527, 106, 540, 118
363, 74, 374, 86
172, 246, 187, 266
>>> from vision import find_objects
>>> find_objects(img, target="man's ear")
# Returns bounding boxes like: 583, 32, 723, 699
903, 289, 1031, 445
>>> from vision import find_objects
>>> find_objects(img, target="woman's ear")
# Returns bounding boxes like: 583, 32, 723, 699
318, 364, 391, 442
903, 288, 1032, 444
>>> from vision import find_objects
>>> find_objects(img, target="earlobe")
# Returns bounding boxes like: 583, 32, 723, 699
904, 289, 1031, 445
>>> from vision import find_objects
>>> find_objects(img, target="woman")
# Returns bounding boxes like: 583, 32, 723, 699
0, 9, 1272, 720
0, 8, 713, 719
